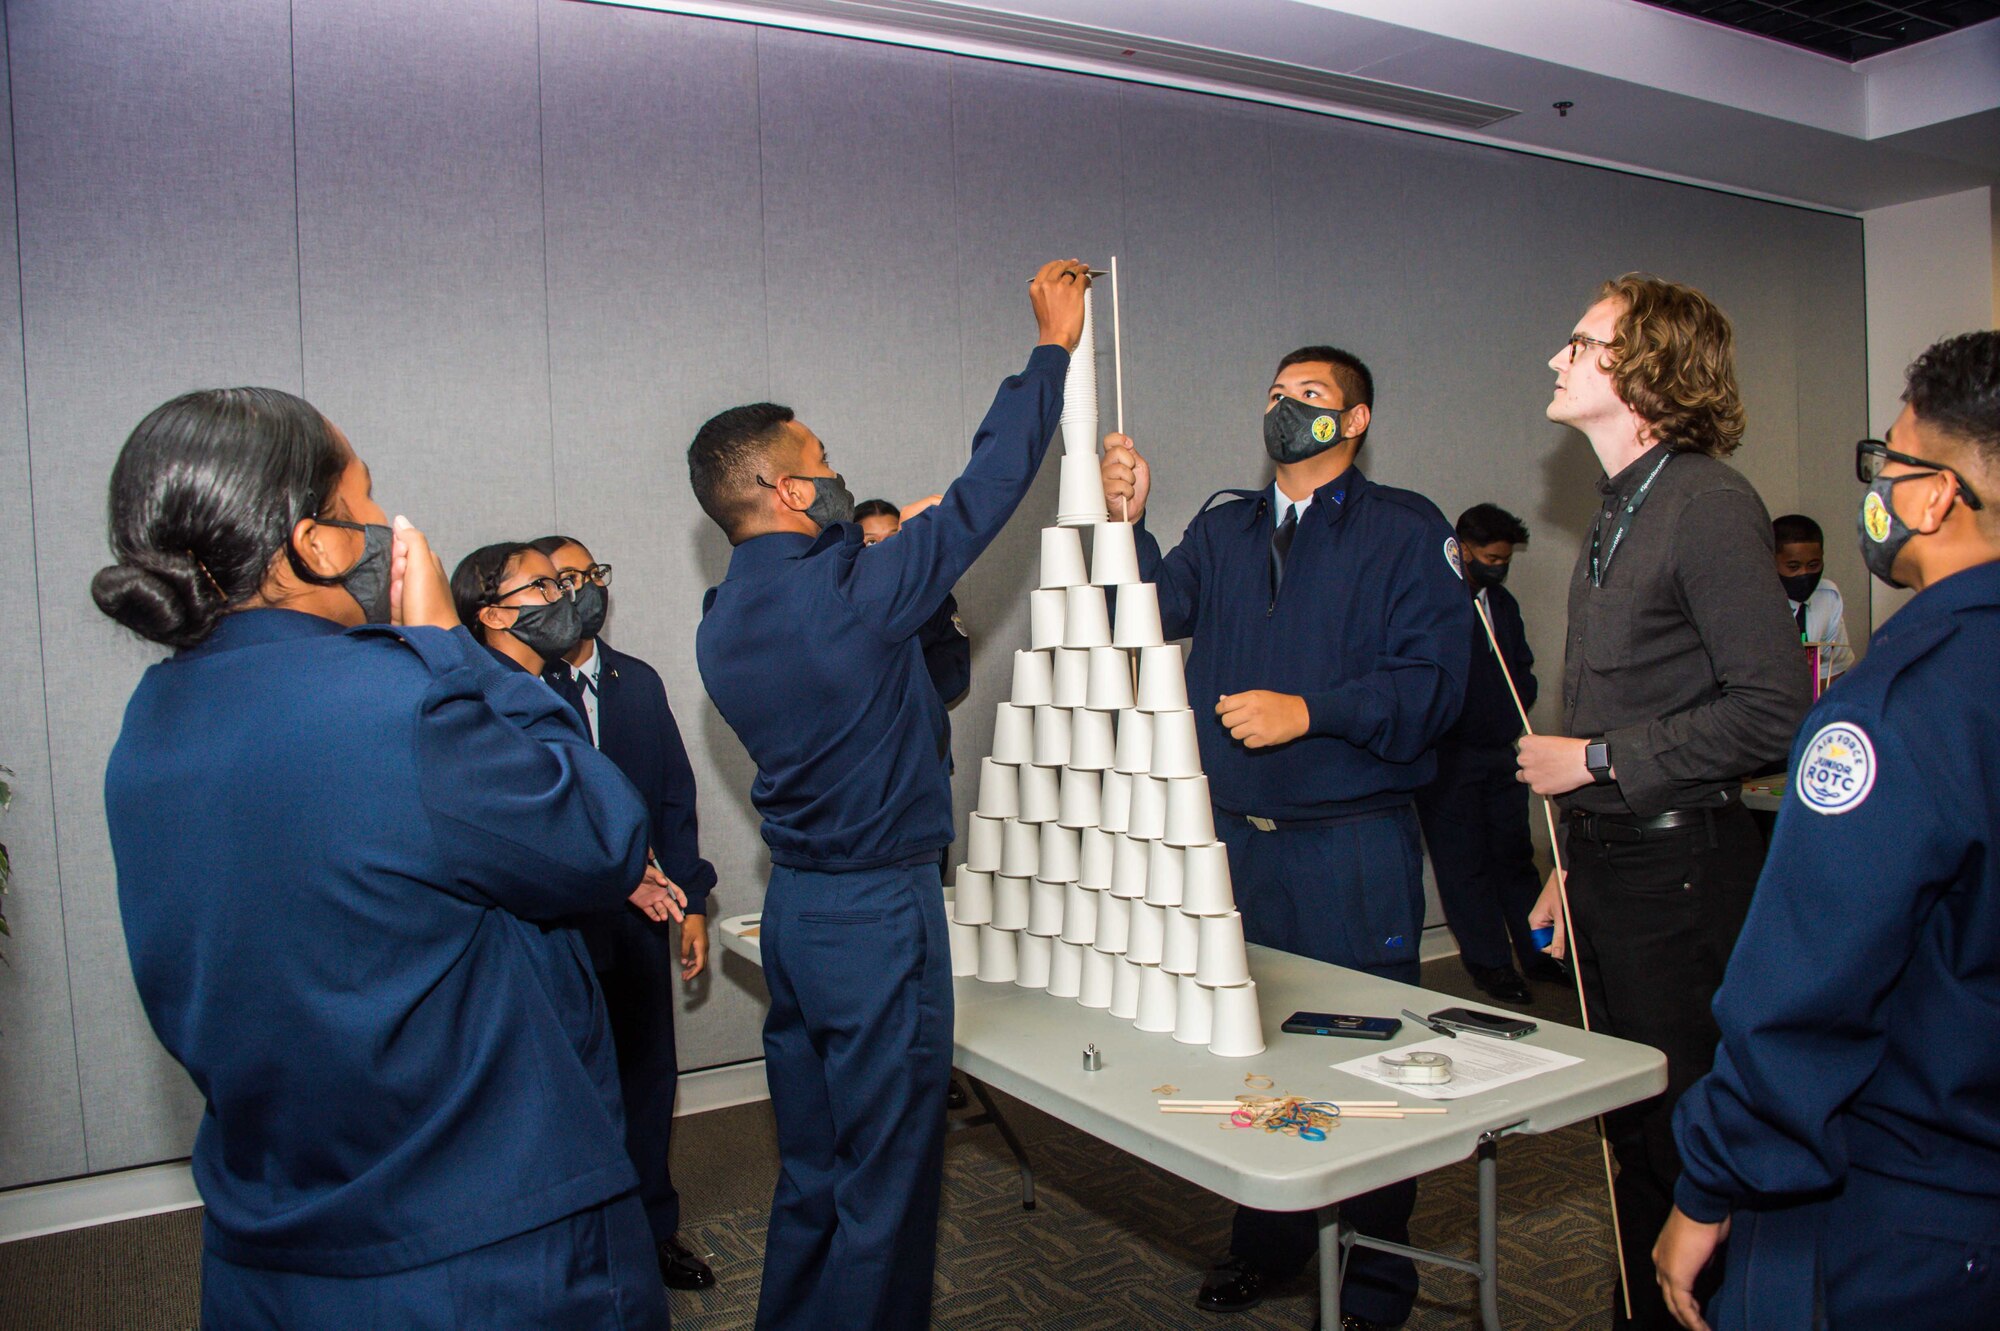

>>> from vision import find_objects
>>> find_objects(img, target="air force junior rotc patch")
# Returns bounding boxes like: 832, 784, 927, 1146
1796, 721, 1876, 815
1311, 413, 1338, 444
1444, 537, 1464, 580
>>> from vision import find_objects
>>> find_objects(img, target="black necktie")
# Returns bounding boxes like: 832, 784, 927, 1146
1270, 506, 1299, 599
1794, 599, 1810, 641
552, 669, 593, 744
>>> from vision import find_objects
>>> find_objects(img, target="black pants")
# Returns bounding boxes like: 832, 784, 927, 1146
1565, 802, 1763, 1331
1414, 745, 1543, 973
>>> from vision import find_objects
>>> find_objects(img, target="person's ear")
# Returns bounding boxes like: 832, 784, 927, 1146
1918, 471, 1964, 533
1343, 404, 1371, 440
289, 516, 346, 579
477, 603, 513, 634
773, 476, 814, 514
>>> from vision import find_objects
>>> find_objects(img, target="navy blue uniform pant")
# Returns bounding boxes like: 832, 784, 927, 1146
593, 910, 686, 1245
1413, 744, 1542, 973
1219, 806, 1425, 1327
756, 859, 953, 1331
200, 1191, 667, 1330
1566, 804, 1760, 1331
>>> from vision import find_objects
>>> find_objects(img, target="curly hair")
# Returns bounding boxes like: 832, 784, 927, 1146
1596, 274, 1746, 458
1904, 330, 2000, 467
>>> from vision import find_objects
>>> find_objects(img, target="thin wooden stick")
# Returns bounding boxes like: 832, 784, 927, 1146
1472, 594, 1633, 1320
1110, 254, 1125, 438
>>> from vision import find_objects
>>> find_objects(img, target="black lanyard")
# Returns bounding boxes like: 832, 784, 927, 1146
1589, 451, 1672, 588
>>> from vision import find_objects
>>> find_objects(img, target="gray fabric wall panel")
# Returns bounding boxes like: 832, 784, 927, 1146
291, 0, 555, 565
1789, 216, 1871, 643
0, 2, 89, 1191
9, 0, 304, 1173
537, 0, 772, 1070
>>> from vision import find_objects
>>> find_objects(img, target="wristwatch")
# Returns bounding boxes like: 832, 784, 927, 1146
1584, 739, 1614, 785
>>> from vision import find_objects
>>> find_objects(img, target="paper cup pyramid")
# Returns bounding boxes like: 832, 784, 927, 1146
946, 284, 1264, 1059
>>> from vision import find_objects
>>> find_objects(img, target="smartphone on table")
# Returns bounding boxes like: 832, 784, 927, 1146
1427, 1007, 1538, 1039
1281, 1011, 1402, 1040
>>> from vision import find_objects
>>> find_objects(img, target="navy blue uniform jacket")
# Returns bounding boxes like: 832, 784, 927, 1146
1445, 583, 1536, 752
1673, 559, 2000, 1226
698, 344, 1066, 870
1134, 468, 1472, 818
919, 593, 971, 708
104, 610, 650, 1276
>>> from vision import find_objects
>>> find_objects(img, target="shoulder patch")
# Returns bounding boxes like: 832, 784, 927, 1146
1444, 536, 1464, 580
1795, 721, 1876, 815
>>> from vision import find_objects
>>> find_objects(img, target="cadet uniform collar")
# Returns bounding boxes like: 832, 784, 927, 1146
178, 607, 345, 659
724, 529, 824, 579
1885, 556, 2000, 636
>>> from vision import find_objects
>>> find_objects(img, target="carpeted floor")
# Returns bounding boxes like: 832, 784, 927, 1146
1, 960, 1622, 1330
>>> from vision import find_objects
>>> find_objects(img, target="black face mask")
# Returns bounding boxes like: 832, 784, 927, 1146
1778, 569, 1821, 604
761, 472, 855, 531
317, 520, 393, 625
573, 581, 608, 641
1465, 559, 1509, 590
1263, 396, 1351, 465
506, 594, 584, 661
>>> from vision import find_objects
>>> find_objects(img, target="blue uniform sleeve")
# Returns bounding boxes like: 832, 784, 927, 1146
834, 346, 1067, 640
1134, 514, 1206, 641
414, 628, 651, 921
649, 685, 717, 917
918, 593, 971, 706
1300, 520, 1471, 761
1672, 696, 1965, 1222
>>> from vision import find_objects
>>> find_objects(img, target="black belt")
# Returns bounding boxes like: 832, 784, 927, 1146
1565, 797, 1732, 844
1225, 802, 1410, 834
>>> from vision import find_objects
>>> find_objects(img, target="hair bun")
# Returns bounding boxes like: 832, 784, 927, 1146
91, 553, 225, 649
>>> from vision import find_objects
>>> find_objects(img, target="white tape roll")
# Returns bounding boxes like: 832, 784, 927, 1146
1377, 1050, 1453, 1085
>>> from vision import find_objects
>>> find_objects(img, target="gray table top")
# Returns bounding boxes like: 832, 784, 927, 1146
716, 912, 1666, 1212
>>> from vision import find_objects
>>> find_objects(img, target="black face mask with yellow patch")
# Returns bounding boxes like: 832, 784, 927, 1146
1263, 396, 1350, 465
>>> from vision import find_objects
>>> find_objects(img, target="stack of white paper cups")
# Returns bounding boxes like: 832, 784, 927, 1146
1059, 286, 1098, 457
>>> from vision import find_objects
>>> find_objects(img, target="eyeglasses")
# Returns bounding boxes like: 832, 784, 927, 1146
1564, 333, 1616, 366
565, 563, 613, 588
1855, 438, 1985, 511
490, 576, 574, 606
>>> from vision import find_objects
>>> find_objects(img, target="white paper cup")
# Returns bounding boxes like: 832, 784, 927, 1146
1136, 643, 1188, 713
1126, 900, 1166, 965
1078, 944, 1116, 1007
975, 757, 1020, 818
1196, 911, 1252, 988
965, 814, 1004, 872
1017, 763, 1060, 824
1063, 584, 1112, 649
1028, 875, 1067, 935
1172, 973, 1214, 1044
1181, 842, 1237, 915
1111, 581, 1166, 649
1060, 881, 1099, 945
1036, 823, 1080, 885
1207, 980, 1266, 1058
1047, 938, 1085, 998
1143, 841, 1185, 907
1057, 451, 1109, 527
1031, 705, 1072, 767
1084, 645, 1135, 711
1090, 520, 1142, 586
992, 874, 1032, 931
1011, 649, 1053, 706
1135, 962, 1180, 1033
1164, 775, 1217, 847
1094, 891, 1131, 954
1039, 526, 1087, 589
1109, 832, 1150, 899
947, 911, 979, 977
1113, 708, 1154, 774
1051, 648, 1090, 708
1162, 905, 1201, 974
991, 703, 1034, 765
1148, 708, 1200, 780
1099, 769, 1133, 833
1078, 826, 1115, 888
1016, 931, 1053, 989
953, 867, 993, 925
1109, 955, 1144, 1019
1126, 774, 1167, 841
1057, 767, 1102, 829
977, 925, 1018, 984
1068, 706, 1116, 769
1029, 587, 1068, 650
1000, 818, 1040, 879
1061, 416, 1101, 457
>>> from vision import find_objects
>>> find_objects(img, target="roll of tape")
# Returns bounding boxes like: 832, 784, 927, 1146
1377, 1050, 1453, 1085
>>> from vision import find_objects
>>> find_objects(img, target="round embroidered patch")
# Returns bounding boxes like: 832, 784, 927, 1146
1311, 414, 1338, 443
1863, 490, 1893, 544
1444, 536, 1464, 580
1795, 722, 1876, 815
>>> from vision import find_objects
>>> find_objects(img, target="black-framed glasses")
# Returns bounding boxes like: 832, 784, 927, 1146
489, 576, 573, 606
1856, 438, 1985, 510
1564, 333, 1616, 365
567, 563, 612, 588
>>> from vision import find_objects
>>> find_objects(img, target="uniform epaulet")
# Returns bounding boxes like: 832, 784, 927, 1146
1830, 610, 1959, 714
1196, 487, 1264, 516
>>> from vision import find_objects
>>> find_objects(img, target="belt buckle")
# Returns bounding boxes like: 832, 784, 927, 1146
1247, 816, 1278, 833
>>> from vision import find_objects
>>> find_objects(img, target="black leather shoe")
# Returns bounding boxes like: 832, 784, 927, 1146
946, 1078, 968, 1111
1467, 963, 1532, 1005
1195, 1257, 1266, 1313
1523, 952, 1572, 984
658, 1236, 716, 1290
